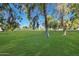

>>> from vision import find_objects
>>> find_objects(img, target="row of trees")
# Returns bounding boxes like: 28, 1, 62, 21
0, 3, 79, 37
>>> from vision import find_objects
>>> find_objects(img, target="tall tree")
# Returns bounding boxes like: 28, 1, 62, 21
0, 3, 21, 31
69, 4, 79, 29
39, 3, 49, 37
56, 3, 71, 36
25, 3, 37, 29
32, 14, 39, 30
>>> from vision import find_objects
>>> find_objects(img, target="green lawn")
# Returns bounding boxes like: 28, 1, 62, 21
0, 31, 79, 56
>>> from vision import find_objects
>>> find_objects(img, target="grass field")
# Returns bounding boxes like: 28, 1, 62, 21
0, 31, 79, 56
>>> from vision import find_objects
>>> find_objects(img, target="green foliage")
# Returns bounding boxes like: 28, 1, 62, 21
39, 3, 45, 14
51, 20, 58, 29
0, 3, 22, 31
70, 4, 79, 19
25, 4, 36, 20
72, 19, 79, 29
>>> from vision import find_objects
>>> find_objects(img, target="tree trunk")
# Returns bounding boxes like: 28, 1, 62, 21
63, 22, 67, 36
61, 5, 67, 36
44, 4, 49, 38
61, 5, 64, 28
61, 17, 64, 28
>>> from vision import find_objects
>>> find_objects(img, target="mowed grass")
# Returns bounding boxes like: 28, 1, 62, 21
0, 31, 79, 56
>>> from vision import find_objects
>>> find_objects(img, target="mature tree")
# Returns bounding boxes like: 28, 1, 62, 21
32, 14, 39, 30
56, 4, 69, 27
56, 3, 71, 36
25, 3, 38, 30
15, 3, 37, 29
0, 3, 21, 31
39, 3, 49, 37
69, 4, 79, 30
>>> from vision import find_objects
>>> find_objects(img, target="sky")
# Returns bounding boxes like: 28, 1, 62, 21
0, 3, 75, 28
